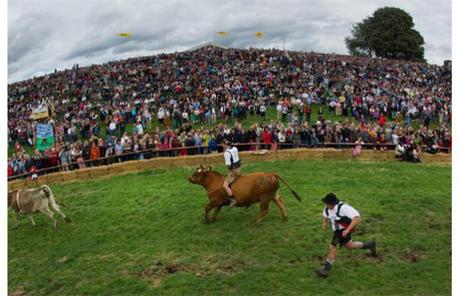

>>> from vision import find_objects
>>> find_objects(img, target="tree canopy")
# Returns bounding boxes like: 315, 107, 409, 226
345, 7, 425, 62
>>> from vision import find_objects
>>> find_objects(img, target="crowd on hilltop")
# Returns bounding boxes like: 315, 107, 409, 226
7, 46, 452, 178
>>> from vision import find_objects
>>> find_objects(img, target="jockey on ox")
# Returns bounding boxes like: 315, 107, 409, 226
222, 139, 240, 207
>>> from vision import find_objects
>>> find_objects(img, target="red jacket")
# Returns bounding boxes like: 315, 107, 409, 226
49, 151, 59, 166
8, 165, 14, 177
378, 115, 386, 127
262, 130, 272, 144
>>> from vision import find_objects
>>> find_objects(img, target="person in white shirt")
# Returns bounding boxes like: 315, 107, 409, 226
182, 111, 189, 122
222, 139, 241, 207
108, 121, 117, 135
157, 107, 165, 124
276, 102, 283, 121
395, 141, 406, 159
135, 122, 144, 136
277, 130, 286, 149
259, 104, 267, 119
316, 193, 377, 278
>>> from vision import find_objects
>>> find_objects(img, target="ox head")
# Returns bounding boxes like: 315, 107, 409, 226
188, 165, 212, 184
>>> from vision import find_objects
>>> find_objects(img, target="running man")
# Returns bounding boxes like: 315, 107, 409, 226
316, 193, 377, 278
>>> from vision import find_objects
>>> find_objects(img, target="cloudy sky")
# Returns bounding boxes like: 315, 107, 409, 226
8, 0, 451, 83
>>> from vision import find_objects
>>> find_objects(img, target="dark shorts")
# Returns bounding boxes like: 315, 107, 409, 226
331, 229, 352, 247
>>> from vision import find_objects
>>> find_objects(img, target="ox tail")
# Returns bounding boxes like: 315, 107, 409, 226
42, 185, 72, 223
276, 175, 302, 202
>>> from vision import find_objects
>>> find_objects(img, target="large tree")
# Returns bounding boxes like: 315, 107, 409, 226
345, 7, 425, 62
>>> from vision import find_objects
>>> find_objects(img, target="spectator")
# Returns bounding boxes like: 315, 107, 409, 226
6, 46, 451, 179
262, 128, 272, 150
59, 145, 71, 171
90, 140, 100, 166
352, 137, 364, 158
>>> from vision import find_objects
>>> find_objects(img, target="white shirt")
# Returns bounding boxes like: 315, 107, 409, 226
323, 203, 360, 231
396, 144, 405, 155
158, 108, 165, 119
136, 123, 144, 135
278, 132, 286, 143
109, 122, 116, 131
224, 146, 239, 166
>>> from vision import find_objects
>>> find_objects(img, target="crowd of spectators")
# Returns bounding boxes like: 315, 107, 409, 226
7, 45, 451, 178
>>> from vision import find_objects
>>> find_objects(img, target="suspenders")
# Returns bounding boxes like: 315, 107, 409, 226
226, 147, 241, 169
325, 202, 353, 231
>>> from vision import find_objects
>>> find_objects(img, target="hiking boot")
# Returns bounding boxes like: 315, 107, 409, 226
315, 261, 332, 278
228, 196, 237, 207
363, 241, 377, 257
315, 268, 329, 278
369, 241, 377, 257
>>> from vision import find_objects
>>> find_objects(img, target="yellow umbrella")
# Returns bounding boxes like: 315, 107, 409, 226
255, 31, 265, 38
117, 32, 132, 38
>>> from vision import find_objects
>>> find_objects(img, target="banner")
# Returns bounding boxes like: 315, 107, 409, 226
32, 105, 49, 120
36, 123, 54, 151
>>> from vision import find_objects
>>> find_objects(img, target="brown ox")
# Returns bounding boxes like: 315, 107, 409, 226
8, 185, 71, 229
188, 165, 302, 224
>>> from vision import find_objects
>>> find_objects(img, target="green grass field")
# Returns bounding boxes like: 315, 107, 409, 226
8, 159, 451, 295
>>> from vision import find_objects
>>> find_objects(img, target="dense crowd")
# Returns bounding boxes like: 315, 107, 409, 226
7, 46, 451, 178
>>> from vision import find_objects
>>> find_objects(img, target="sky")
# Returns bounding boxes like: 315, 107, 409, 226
8, 0, 452, 83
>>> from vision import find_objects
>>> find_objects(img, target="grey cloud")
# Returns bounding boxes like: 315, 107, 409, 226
65, 36, 128, 59
8, 12, 54, 63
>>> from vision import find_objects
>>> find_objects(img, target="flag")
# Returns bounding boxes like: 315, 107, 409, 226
36, 124, 54, 151
255, 32, 265, 38
217, 31, 229, 37
117, 32, 132, 38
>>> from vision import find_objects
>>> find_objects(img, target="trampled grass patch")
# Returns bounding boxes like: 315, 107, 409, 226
8, 159, 451, 295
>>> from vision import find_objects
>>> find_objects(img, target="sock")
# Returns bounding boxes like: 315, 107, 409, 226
354, 242, 364, 249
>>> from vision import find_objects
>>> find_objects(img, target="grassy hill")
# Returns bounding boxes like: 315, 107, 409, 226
8, 159, 451, 295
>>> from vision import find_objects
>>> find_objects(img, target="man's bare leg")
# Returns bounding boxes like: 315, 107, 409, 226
345, 240, 377, 256
316, 244, 336, 278
223, 180, 236, 207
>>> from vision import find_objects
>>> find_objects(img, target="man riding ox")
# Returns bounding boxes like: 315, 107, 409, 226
221, 139, 240, 207
188, 165, 302, 224
8, 185, 71, 229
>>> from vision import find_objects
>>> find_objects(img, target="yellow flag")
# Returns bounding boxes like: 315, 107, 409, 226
255, 31, 265, 38
217, 31, 229, 37
117, 32, 132, 38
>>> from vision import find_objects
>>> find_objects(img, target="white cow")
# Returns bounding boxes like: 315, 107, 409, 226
8, 185, 71, 229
